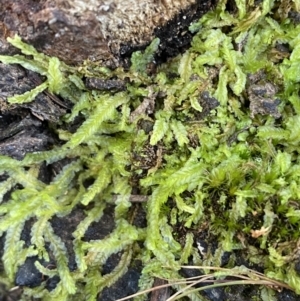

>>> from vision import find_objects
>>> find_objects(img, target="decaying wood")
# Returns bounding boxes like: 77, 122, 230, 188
0, 0, 217, 158
111, 194, 149, 203
0, 62, 65, 159
0, 63, 69, 121
0, 0, 217, 66
150, 278, 171, 301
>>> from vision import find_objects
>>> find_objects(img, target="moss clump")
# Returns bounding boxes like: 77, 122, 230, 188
1, 0, 300, 300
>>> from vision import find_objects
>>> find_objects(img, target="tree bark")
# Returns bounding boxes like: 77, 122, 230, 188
0, 0, 217, 66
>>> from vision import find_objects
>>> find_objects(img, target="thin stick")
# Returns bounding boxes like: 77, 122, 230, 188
111, 195, 149, 203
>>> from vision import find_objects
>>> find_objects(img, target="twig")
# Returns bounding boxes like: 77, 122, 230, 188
111, 194, 149, 203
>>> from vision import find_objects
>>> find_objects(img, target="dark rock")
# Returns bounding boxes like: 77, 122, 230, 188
289, 11, 300, 24
198, 91, 220, 115
102, 252, 123, 275
295, 260, 300, 275
278, 289, 300, 301
180, 266, 226, 301
45, 275, 60, 292
220, 251, 231, 266
98, 264, 141, 301
247, 71, 281, 119
84, 205, 115, 241
84, 78, 126, 91
14, 206, 117, 292
15, 256, 43, 287
131, 204, 147, 229
138, 119, 154, 134
20, 218, 36, 248
153, 0, 217, 63
50, 209, 86, 271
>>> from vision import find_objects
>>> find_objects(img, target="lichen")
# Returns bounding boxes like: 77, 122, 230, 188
1, 0, 300, 300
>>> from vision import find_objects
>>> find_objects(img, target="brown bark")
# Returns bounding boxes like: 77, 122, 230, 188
150, 278, 171, 301
0, 0, 217, 66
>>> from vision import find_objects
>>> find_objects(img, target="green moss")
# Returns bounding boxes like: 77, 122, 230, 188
1, 0, 300, 300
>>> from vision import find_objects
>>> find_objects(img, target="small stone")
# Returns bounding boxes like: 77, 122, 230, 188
15, 256, 43, 288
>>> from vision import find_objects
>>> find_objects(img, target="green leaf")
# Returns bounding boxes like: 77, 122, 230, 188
159, 216, 181, 252
64, 93, 91, 122
232, 66, 246, 96
131, 38, 160, 74
235, 0, 247, 19
0, 178, 16, 205
73, 204, 105, 240
145, 186, 179, 267
82, 219, 140, 265
233, 195, 248, 218
178, 81, 199, 104
180, 232, 194, 264
7, 35, 48, 60
97, 247, 133, 294
3, 222, 25, 280
68, 74, 86, 90
262, 0, 275, 16
257, 126, 289, 140
81, 164, 111, 206
170, 120, 189, 147
222, 230, 235, 252
150, 112, 170, 145
288, 93, 300, 114
0, 54, 47, 75
178, 51, 193, 82
31, 216, 50, 261
214, 66, 229, 106
45, 223, 76, 294
284, 62, 300, 83
48, 57, 65, 94
274, 151, 291, 174
7, 82, 48, 104
194, 50, 223, 66
203, 28, 226, 50
285, 268, 300, 294
268, 247, 286, 267
174, 195, 195, 214
260, 287, 277, 301
222, 37, 236, 70
232, 7, 262, 34
66, 92, 129, 148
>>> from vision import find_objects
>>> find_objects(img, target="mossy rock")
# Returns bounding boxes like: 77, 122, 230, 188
1, 1, 300, 300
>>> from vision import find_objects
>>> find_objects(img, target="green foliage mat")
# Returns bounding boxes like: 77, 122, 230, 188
1, 0, 300, 300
